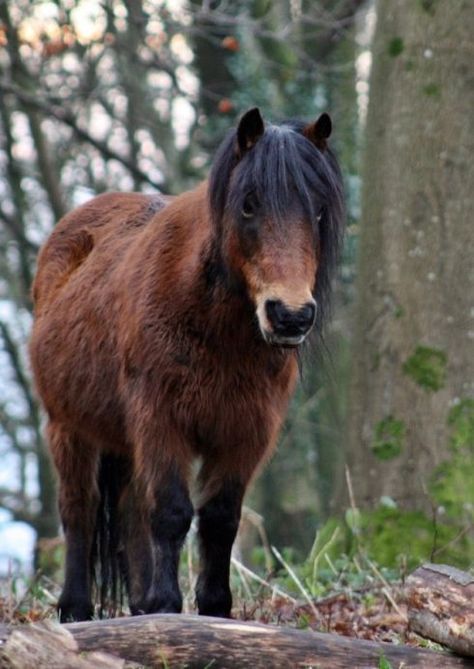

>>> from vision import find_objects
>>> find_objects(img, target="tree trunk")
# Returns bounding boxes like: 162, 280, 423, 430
345, 1, 474, 512
0, 615, 471, 669
406, 563, 474, 657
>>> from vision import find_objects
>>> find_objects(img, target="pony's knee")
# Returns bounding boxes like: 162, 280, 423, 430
152, 494, 193, 543
199, 483, 244, 545
199, 504, 239, 544
57, 464, 99, 529
58, 485, 99, 531
148, 467, 194, 542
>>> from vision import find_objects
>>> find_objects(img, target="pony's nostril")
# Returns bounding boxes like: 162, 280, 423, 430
265, 300, 286, 328
265, 299, 316, 337
300, 301, 316, 327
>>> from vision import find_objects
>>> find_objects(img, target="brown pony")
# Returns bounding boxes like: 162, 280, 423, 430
30, 108, 344, 622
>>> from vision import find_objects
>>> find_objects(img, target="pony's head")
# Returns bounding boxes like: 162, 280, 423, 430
209, 108, 344, 347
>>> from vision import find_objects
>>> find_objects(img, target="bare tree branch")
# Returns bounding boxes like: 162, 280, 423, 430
0, 320, 39, 429
0, 81, 164, 192
0, 487, 38, 525
0, 209, 40, 253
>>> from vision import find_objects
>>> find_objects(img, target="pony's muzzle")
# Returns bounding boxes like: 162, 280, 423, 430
263, 298, 316, 346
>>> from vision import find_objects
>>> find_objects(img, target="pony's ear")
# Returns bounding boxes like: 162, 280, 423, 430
303, 112, 332, 151
237, 107, 265, 156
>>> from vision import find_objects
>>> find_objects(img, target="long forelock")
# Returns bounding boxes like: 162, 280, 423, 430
211, 123, 341, 225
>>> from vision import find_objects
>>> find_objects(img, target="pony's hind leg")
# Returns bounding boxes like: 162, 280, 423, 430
48, 422, 99, 622
196, 471, 245, 618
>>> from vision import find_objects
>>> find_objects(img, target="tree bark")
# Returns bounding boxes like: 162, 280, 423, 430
406, 563, 474, 657
1, 614, 472, 669
345, 0, 474, 510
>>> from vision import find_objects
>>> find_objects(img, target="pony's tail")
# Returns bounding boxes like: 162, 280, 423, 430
91, 454, 130, 617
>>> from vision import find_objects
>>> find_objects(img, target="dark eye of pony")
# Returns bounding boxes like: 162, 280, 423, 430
241, 193, 259, 219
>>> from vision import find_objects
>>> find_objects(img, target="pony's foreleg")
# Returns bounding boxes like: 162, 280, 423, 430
48, 423, 99, 622
134, 459, 194, 614
119, 488, 155, 615
195, 476, 245, 618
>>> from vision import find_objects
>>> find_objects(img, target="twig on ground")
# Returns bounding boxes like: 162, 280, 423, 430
271, 546, 320, 621
230, 557, 297, 604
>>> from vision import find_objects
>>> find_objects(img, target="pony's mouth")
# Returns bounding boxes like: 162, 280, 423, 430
262, 332, 306, 348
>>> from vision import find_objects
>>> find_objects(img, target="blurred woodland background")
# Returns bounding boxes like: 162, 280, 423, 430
0, 0, 472, 582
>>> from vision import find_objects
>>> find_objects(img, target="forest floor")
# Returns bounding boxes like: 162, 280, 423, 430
0, 553, 442, 653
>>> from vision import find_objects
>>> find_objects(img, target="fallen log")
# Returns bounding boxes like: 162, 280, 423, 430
406, 563, 474, 657
0, 620, 128, 669
1, 613, 471, 669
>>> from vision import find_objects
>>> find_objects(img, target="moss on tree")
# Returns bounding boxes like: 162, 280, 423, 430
388, 37, 404, 57
371, 417, 405, 460
402, 345, 447, 391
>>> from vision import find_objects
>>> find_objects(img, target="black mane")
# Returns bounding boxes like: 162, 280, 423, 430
208, 118, 345, 335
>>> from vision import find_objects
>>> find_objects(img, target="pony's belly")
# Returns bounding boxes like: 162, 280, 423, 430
31, 316, 127, 452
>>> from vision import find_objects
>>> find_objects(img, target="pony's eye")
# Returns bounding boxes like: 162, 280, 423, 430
242, 194, 258, 219
315, 209, 323, 222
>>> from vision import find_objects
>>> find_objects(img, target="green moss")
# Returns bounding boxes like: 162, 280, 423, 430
372, 416, 405, 460
388, 37, 404, 57
430, 398, 474, 519
359, 507, 471, 569
423, 82, 441, 97
340, 400, 474, 571
447, 398, 474, 451
394, 305, 405, 319
431, 456, 474, 516
403, 345, 447, 391
419, 0, 437, 15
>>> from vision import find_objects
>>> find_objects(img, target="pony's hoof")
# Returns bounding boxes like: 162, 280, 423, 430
197, 587, 232, 618
58, 597, 94, 622
131, 591, 182, 615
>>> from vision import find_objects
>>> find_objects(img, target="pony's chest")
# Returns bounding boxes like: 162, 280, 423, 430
171, 350, 259, 408
167, 346, 297, 441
